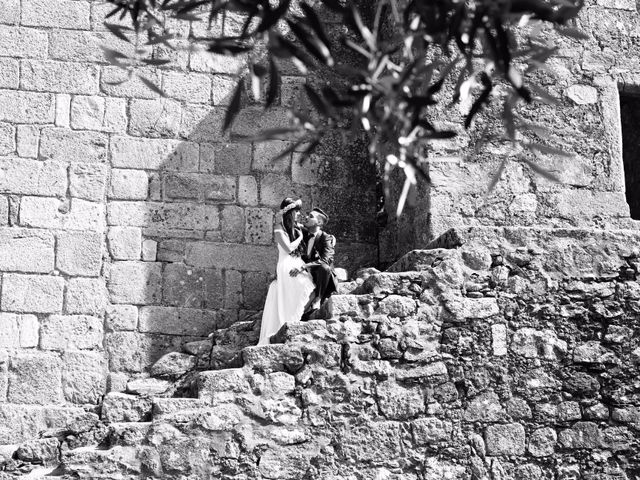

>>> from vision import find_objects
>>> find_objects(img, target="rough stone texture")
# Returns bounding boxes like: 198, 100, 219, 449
56, 232, 103, 276
1, 274, 64, 313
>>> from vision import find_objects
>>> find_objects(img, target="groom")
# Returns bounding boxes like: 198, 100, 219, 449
289, 207, 337, 315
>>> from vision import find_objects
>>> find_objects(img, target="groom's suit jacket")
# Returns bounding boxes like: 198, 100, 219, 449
300, 228, 337, 297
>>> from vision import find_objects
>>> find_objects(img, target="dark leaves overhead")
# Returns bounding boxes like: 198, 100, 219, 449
101, 0, 585, 214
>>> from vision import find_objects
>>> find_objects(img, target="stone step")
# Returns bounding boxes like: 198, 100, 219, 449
241, 344, 305, 373
321, 294, 377, 319
152, 398, 208, 419
107, 422, 152, 447
196, 368, 251, 403
269, 320, 328, 344
358, 271, 427, 296
386, 248, 458, 273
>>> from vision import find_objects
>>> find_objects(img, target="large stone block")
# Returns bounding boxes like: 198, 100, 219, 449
0, 313, 38, 348
224, 269, 242, 309
485, 423, 526, 456
0, 89, 54, 123
106, 305, 138, 332
108, 169, 149, 200
162, 71, 211, 103
185, 242, 276, 272
107, 226, 142, 260
70, 163, 108, 201
238, 175, 258, 206
0, 157, 67, 196
139, 306, 214, 336
22, 0, 90, 29
105, 331, 188, 372
253, 141, 293, 172
0, 26, 48, 58
0, 0, 19, 24
56, 232, 103, 276
100, 67, 161, 99
244, 208, 274, 245
41, 315, 103, 350
108, 261, 162, 304
0, 227, 54, 273
50, 30, 135, 63
220, 205, 244, 242
110, 136, 199, 171
0, 196, 6, 226
179, 104, 226, 142
511, 328, 568, 360
40, 127, 107, 163
376, 380, 425, 420
70, 95, 127, 133
242, 271, 270, 309
7, 352, 63, 405
21, 60, 98, 94
162, 263, 205, 308
108, 201, 214, 231
189, 47, 246, 74
200, 142, 251, 175
128, 98, 182, 138
0, 123, 14, 154
102, 393, 153, 422
16, 125, 39, 158
0, 58, 19, 89
1, 274, 64, 313
259, 173, 311, 207
20, 197, 104, 232
62, 351, 107, 404
65, 278, 108, 315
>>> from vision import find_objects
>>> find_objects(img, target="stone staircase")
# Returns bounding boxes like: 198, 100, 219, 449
31, 251, 455, 479
7, 227, 640, 479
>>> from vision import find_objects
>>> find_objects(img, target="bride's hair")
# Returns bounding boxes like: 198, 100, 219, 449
280, 197, 300, 241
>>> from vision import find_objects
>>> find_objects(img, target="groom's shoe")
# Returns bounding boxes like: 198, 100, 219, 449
301, 308, 319, 321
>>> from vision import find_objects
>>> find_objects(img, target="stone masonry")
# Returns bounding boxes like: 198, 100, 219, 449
0, 0, 378, 427
2, 226, 640, 479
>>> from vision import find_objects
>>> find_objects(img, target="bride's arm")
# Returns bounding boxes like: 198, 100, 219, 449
274, 229, 303, 253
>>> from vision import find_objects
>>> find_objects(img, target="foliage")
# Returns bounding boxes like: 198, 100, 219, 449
102, 0, 585, 215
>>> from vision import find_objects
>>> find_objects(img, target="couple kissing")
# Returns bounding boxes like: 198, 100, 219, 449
258, 197, 337, 345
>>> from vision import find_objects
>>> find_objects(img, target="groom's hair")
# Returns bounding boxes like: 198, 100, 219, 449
312, 208, 328, 226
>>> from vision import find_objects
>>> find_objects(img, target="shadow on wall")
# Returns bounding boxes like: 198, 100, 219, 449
103, 75, 378, 375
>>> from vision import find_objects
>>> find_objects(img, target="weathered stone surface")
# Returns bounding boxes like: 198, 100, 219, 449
376, 380, 425, 419
109, 169, 149, 200
464, 391, 505, 422
150, 352, 197, 378
0, 157, 66, 196
7, 352, 63, 404
56, 231, 103, 276
106, 305, 138, 332
110, 136, 199, 171
62, 351, 108, 404
0, 89, 54, 123
127, 378, 171, 396
510, 328, 568, 360
566, 85, 598, 104
485, 423, 526, 456
528, 427, 557, 457
107, 226, 142, 260
0, 313, 38, 348
41, 315, 103, 350
70, 95, 127, 132
22, 0, 90, 28
20, 197, 104, 232
70, 163, 108, 201
22, 60, 98, 94
65, 277, 108, 315
0, 228, 54, 273
139, 306, 214, 336
557, 422, 601, 449
1, 273, 64, 313
102, 393, 153, 423
108, 262, 162, 304
16, 437, 60, 464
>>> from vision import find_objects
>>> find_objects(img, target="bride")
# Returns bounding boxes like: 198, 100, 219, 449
258, 197, 315, 345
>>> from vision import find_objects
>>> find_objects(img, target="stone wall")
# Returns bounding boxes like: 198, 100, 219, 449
4, 225, 639, 479
379, 0, 640, 263
0, 0, 377, 416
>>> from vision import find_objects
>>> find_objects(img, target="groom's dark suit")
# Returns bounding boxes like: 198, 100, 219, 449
301, 228, 337, 303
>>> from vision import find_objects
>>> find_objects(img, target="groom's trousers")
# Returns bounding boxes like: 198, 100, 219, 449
308, 263, 335, 302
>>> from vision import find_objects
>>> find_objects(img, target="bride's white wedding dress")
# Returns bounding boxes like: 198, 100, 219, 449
258, 229, 315, 345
